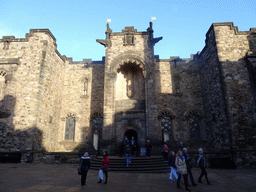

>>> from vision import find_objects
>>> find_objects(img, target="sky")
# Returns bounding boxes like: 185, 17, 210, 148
0, 0, 255, 61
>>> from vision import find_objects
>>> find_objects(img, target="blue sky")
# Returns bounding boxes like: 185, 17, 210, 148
1, 0, 255, 61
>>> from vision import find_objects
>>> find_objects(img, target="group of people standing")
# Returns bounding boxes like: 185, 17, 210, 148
168, 145, 212, 191
78, 151, 110, 187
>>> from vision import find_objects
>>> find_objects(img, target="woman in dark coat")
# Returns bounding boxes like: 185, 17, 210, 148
79, 152, 90, 186
145, 140, 152, 157
98, 152, 110, 184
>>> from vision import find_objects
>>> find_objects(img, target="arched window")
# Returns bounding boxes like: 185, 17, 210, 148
65, 114, 75, 140
0, 70, 7, 101
91, 113, 102, 150
159, 111, 173, 142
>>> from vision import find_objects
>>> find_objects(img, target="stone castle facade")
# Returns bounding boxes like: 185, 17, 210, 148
0, 22, 256, 165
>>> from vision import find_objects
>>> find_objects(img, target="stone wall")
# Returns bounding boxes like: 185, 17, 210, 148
34, 33, 65, 152
0, 22, 255, 166
197, 25, 230, 151
101, 25, 160, 153
0, 30, 62, 152
213, 23, 256, 151
155, 56, 204, 150
59, 59, 104, 152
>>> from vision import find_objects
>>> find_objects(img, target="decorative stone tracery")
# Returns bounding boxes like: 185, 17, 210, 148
158, 111, 174, 141
65, 114, 75, 140
122, 27, 136, 46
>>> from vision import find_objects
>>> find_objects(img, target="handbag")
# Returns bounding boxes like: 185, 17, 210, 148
77, 168, 82, 175
77, 159, 82, 175
98, 169, 103, 180
103, 167, 110, 173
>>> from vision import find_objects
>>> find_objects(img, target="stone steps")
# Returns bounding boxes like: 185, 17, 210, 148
90, 156, 170, 173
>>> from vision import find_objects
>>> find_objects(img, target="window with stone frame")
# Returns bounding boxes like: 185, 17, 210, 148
92, 112, 103, 131
92, 113, 102, 150
65, 114, 75, 140
159, 111, 173, 141
83, 78, 88, 96
0, 70, 7, 102
188, 111, 201, 139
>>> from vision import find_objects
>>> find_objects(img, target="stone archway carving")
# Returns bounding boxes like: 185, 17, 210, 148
108, 54, 152, 79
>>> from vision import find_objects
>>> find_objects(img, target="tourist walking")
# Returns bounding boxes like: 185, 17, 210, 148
183, 148, 198, 186
175, 150, 191, 191
126, 145, 131, 167
123, 136, 130, 155
162, 142, 169, 162
98, 152, 110, 184
197, 148, 212, 185
168, 151, 178, 181
131, 136, 136, 156
145, 140, 152, 157
79, 152, 90, 187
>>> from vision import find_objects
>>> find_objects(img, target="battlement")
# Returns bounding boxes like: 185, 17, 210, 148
63, 56, 105, 65
0, 29, 65, 62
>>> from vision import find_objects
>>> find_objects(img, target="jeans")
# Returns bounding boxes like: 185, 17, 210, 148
170, 167, 178, 180
126, 154, 131, 167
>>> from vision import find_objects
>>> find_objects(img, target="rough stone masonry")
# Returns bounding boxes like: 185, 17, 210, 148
0, 22, 255, 167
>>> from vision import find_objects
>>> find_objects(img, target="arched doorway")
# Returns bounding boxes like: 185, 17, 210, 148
124, 129, 137, 143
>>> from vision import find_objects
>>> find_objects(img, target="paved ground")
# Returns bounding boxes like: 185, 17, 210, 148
0, 163, 255, 192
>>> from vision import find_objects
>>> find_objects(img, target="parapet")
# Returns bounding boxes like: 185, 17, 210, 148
0, 29, 65, 62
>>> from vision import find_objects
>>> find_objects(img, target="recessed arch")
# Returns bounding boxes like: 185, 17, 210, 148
109, 54, 152, 79
158, 109, 176, 120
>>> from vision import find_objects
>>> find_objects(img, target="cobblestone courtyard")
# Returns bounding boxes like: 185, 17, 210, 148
0, 163, 255, 192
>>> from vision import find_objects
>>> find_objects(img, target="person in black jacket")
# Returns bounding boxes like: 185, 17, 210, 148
79, 152, 91, 186
197, 148, 211, 185
183, 148, 197, 186
145, 140, 152, 157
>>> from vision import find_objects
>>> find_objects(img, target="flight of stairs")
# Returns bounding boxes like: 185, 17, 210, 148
90, 156, 170, 173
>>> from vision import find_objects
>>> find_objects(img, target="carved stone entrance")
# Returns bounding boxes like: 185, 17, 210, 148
124, 129, 137, 143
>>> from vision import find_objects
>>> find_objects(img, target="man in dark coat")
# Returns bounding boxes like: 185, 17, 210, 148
123, 136, 130, 155
183, 148, 197, 186
197, 148, 212, 185
130, 137, 136, 156
79, 152, 91, 186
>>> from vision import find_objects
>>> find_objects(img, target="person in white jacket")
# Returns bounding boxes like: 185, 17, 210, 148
175, 150, 190, 191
